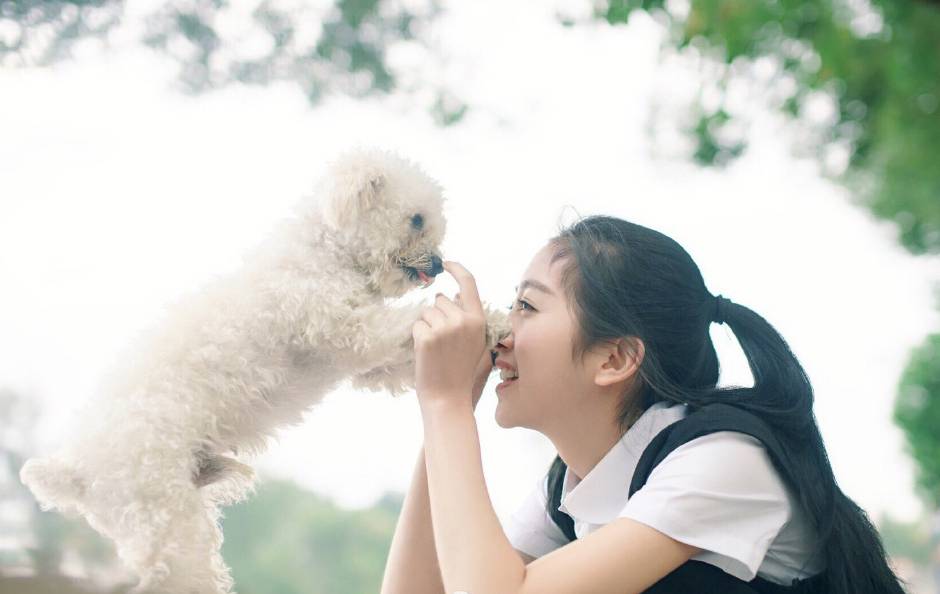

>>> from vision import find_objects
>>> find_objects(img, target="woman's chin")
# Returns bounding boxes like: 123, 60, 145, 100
494, 402, 508, 427
494, 401, 517, 429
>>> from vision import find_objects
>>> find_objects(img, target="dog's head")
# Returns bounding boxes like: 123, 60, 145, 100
314, 147, 447, 298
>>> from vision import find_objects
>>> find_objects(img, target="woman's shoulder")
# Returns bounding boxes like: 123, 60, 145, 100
620, 430, 802, 581
633, 401, 793, 496
652, 430, 788, 494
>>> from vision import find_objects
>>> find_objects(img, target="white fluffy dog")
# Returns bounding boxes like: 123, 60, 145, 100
20, 147, 509, 594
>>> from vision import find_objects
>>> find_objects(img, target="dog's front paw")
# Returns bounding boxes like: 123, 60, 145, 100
352, 361, 416, 397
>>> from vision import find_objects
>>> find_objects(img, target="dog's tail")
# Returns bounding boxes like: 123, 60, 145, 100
19, 455, 89, 518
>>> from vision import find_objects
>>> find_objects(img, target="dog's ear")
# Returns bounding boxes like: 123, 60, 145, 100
321, 173, 386, 230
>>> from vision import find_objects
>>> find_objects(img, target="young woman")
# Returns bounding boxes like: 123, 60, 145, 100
380, 215, 907, 594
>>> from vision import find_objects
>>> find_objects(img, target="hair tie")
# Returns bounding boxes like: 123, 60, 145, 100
712, 294, 731, 325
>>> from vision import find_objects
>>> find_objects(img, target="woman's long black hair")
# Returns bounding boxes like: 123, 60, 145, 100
542, 215, 906, 594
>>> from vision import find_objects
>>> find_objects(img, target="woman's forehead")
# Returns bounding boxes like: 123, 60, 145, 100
518, 245, 567, 293
514, 278, 556, 296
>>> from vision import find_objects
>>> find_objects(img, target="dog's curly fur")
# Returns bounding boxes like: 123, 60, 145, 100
19, 147, 510, 594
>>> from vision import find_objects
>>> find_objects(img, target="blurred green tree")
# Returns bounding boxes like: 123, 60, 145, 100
575, 0, 939, 256
893, 332, 940, 506
222, 478, 402, 594
0, 0, 466, 125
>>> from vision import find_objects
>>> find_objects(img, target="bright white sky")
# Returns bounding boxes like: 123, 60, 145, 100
1, 0, 938, 531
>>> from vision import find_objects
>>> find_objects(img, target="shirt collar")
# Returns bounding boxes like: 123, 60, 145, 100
557, 401, 688, 524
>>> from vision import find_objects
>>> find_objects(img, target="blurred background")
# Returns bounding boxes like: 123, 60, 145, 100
1, 0, 939, 592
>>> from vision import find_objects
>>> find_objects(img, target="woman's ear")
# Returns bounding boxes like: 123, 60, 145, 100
593, 337, 644, 387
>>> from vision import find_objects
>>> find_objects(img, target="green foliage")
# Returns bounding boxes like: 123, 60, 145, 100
893, 332, 940, 507
222, 478, 403, 594
600, 0, 668, 25
1, 0, 448, 118
592, 0, 940, 256
430, 90, 469, 126
0, 1, 124, 64
138, 0, 428, 101
691, 106, 746, 166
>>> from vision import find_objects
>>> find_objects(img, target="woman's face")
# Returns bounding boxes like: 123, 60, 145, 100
493, 243, 596, 431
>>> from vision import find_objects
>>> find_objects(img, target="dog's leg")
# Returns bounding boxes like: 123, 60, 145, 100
317, 300, 424, 375
376, 300, 509, 362
350, 303, 510, 396
122, 481, 236, 594
372, 301, 508, 364
192, 450, 255, 489
351, 359, 415, 396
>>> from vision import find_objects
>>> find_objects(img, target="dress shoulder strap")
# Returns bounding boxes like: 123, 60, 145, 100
628, 403, 789, 498
547, 455, 576, 541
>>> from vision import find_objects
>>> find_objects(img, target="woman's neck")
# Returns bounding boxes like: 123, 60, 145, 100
549, 395, 636, 482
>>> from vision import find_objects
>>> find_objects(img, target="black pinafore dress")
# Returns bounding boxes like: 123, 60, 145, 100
548, 403, 826, 594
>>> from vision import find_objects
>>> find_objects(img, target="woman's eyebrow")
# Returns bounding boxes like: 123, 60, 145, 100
515, 279, 555, 296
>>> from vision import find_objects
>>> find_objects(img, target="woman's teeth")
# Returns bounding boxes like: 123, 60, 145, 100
499, 369, 519, 381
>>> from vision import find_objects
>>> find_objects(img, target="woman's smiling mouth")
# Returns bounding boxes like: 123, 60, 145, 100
495, 360, 518, 392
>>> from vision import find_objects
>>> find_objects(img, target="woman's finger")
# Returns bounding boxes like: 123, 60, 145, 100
443, 261, 483, 315
435, 293, 461, 317
420, 305, 447, 328
412, 318, 431, 343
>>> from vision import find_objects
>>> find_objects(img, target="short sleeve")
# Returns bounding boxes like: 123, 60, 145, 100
618, 431, 792, 581
503, 474, 570, 558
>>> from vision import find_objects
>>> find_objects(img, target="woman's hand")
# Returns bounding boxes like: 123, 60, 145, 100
412, 261, 487, 412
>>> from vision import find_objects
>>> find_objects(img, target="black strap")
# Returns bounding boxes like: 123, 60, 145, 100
547, 454, 576, 541
547, 403, 825, 593
628, 403, 790, 498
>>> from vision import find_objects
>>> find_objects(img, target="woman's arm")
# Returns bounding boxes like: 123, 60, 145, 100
380, 348, 496, 594
380, 444, 535, 594
379, 445, 445, 594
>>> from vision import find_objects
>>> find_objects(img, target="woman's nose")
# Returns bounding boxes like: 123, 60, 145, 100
496, 331, 513, 350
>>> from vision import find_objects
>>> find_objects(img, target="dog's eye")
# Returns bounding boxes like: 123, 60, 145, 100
410, 213, 424, 230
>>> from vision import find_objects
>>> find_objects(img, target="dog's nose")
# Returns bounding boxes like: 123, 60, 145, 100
429, 255, 444, 276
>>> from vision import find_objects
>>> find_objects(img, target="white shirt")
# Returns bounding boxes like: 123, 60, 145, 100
504, 401, 824, 584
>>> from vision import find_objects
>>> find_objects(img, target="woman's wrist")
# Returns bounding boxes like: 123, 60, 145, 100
420, 394, 473, 426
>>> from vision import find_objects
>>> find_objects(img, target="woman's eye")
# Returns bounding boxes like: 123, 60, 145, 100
511, 298, 534, 312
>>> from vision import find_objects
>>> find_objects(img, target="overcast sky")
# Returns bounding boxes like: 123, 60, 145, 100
2, 0, 938, 530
